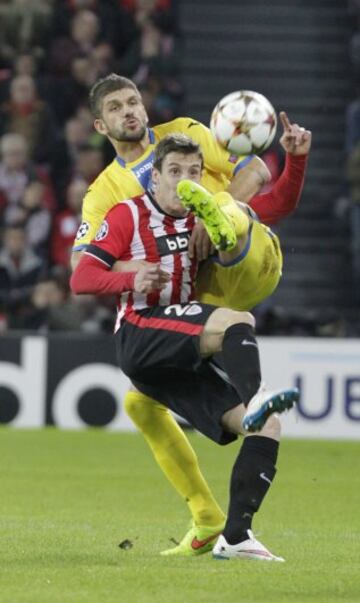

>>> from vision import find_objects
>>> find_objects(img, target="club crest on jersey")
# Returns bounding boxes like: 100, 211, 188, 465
76, 221, 90, 240
95, 220, 109, 241
156, 232, 191, 256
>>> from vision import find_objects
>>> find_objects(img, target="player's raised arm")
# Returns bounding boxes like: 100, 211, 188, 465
249, 112, 312, 225
227, 155, 271, 203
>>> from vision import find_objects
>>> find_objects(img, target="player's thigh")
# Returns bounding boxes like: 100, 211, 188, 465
116, 303, 216, 381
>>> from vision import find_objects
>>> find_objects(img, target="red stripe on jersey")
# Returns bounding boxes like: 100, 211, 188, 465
133, 197, 161, 307
125, 309, 204, 336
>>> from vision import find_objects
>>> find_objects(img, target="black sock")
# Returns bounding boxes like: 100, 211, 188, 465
222, 323, 261, 406
223, 436, 279, 545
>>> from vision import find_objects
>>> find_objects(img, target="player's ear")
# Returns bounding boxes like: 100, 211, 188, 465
152, 167, 160, 189
94, 118, 107, 135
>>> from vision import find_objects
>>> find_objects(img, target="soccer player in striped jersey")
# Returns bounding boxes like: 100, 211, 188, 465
70, 134, 299, 561
70, 74, 311, 556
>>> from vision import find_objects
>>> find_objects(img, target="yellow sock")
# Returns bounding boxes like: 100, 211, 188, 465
214, 191, 250, 238
124, 390, 225, 526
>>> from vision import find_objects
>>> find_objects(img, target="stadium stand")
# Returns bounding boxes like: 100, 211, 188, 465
0, 0, 357, 335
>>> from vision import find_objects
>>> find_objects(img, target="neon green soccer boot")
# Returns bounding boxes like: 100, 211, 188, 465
177, 180, 237, 251
160, 521, 225, 557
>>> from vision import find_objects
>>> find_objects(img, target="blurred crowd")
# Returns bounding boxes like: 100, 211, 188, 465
0, 0, 182, 333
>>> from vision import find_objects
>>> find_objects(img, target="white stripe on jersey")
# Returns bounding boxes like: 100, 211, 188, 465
125, 199, 148, 312
142, 194, 174, 305
173, 214, 193, 302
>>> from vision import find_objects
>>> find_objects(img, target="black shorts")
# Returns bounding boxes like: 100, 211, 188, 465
115, 303, 241, 445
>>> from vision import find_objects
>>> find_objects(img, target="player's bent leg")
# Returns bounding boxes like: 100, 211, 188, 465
213, 191, 250, 239
124, 390, 226, 554
177, 179, 238, 251
203, 310, 298, 431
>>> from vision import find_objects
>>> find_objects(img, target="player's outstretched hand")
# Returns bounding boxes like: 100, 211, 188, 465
134, 263, 171, 294
279, 111, 312, 156
188, 221, 213, 261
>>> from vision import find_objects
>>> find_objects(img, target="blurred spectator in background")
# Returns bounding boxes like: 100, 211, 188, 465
0, 51, 40, 105
16, 274, 71, 331
51, 178, 86, 267
120, 0, 183, 120
0, 0, 52, 69
47, 8, 101, 77
44, 54, 98, 126
139, 72, 181, 123
0, 74, 58, 165
0, 222, 47, 326
0, 133, 56, 226
72, 144, 104, 184
49, 0, 135, 59
20, 181, 52, 257
16, 271, 113, 332
91, 42, 116, 78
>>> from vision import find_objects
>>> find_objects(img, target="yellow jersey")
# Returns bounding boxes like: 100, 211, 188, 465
73, 116, 282, 311
195, 220, 282, 311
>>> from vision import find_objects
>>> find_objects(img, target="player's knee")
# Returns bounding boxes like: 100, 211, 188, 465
220, 308, 255, 331
124, 391, 157, 429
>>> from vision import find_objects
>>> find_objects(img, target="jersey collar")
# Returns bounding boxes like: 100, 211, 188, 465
115, 128, 155, 168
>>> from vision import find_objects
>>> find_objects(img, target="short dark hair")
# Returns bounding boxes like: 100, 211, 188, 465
153, 134, 203, 171
89, 73, 139, 118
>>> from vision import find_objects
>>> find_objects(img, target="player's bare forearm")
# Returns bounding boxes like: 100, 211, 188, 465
70, 250, 82, 271
112, 259, 150, 272
227, 156, 271, 203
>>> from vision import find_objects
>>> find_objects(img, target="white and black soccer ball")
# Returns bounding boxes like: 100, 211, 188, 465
210, 90, 277, 155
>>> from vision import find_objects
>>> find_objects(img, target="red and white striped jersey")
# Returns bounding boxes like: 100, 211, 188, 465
84, 193, 197, 330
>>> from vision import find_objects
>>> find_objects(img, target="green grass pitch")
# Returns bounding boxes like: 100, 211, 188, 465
0, 428, 359, 603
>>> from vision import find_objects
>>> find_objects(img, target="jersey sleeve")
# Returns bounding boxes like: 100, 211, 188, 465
177, 117, 255, 180
249, 153, 308, 225
73, 176, 121, 251
84, 203, 135, 267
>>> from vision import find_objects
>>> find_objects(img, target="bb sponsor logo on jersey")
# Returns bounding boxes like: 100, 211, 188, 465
156, 232, 191, 256
95, 220, 109, 241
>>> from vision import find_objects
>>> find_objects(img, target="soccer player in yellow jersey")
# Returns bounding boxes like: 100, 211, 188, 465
71, 74, 311, 556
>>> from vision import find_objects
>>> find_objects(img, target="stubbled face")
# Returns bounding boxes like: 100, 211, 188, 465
95, 88, 148, 143
152, 152, 203, 217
